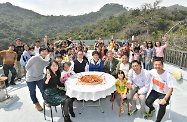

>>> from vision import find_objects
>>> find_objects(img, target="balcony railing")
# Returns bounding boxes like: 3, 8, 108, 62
164, 49, 187, 69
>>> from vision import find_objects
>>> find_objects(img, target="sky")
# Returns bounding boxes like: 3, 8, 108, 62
0, 0, 187, 16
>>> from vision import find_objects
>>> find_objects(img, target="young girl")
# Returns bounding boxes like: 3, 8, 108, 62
58, 62, 75, 91
58, 62, 76, 114
115, 70, 128, 113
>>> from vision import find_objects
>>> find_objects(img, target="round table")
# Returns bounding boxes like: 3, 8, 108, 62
65, 72, 116, 101
65, 72, 116, 114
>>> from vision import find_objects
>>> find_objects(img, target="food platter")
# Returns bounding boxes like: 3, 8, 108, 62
77, 75, 103, 85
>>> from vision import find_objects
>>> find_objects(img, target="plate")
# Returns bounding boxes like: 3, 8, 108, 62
77, 75, 103, 85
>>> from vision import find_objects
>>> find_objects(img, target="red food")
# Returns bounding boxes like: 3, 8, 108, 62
79, 75, 102, 83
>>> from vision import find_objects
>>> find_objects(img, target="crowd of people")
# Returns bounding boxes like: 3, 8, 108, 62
0, 36, 173, 122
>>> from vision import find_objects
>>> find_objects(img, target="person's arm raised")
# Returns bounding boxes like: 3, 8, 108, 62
162, 37, 168, 48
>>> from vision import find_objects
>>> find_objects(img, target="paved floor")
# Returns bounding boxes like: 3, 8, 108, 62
0, 78, 187, 122
0, 50, 187, 122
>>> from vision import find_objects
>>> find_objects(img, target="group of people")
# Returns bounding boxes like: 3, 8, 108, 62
0, 36, 173, 122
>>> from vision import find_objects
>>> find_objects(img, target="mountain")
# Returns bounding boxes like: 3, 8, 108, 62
167, 4, 187, 10
57, 5, 187, 50
0, 2, 187, 51
0, 2, 127, 49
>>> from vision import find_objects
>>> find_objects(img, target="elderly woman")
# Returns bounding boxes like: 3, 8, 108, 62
89, 50, 104, 72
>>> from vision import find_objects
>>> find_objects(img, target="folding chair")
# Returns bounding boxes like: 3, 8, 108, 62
112, 93, 130, 117
43, 101, 64, 122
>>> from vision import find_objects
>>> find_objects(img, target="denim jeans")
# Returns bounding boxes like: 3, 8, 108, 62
26, 79, 44, 104
145, 64, 153, 70
3, 64, 17, 85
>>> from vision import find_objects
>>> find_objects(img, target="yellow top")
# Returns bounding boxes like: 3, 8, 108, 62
109, 42, 114, 50
115, 78, 128, 94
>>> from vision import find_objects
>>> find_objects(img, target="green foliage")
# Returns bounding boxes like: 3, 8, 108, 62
0, 2, 126, 50
0, 2, 187, 51
58, 5, 187, 43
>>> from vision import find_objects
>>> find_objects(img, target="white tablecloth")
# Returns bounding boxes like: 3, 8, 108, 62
65, 72, 116, 101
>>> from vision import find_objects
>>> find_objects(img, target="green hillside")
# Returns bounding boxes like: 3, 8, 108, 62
0, 2, 187, 50
168, 4, 187, 10
57, 4, 187, 50
0, 2, 127, 49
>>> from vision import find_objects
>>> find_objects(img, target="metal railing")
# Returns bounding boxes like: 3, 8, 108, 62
0, 57, 2, 67
0, 49, 187, 69
164, 49, 187, 69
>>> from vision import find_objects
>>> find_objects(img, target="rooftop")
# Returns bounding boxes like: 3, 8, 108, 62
0, 50, 187, 122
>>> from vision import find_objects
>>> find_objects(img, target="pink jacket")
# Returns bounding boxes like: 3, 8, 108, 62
155, 41, 168, 57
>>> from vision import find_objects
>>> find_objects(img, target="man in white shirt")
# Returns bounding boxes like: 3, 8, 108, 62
127, 60, 151, 119
34, 41, 40, 55
145, 58, 174, 122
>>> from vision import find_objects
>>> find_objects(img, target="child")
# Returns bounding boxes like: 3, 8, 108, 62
58, 62, 75, 90
58, 62, 76, 117
115, 70, 128, 113
67, 54, 74, 72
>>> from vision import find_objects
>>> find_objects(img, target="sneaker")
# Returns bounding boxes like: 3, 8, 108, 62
120, 107, 124, 113
17, 78, 21, 81
10, 82, 16, 85
148, 108, 156, 117
128, 108, 137, 116
143, 112, 148, 119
